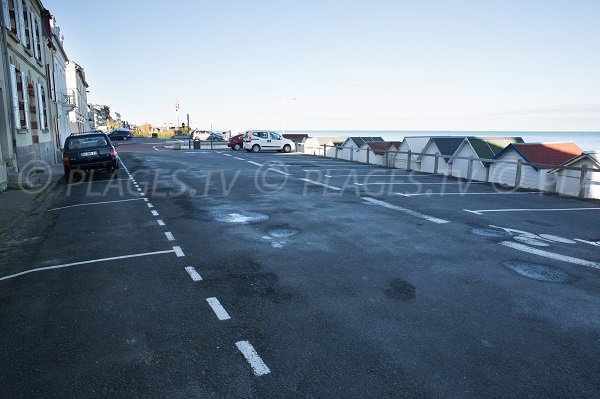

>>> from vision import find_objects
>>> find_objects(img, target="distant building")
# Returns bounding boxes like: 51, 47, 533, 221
89, 104, 110, 130
552, 151, 600, 199
449, 137, 524, 181
66, 60, 90, 133
417, 137, 466, 175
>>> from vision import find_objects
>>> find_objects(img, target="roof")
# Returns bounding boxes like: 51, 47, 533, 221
305, 136, 347, 146
450, 137, 524, 164
401, 137, 430, 153
494, 142, 583, 169
549, 150, 600, 172
365, 141, 402, 154
417, 137, 466, 160
344, 136, 385, 147
283, 133, 308, 143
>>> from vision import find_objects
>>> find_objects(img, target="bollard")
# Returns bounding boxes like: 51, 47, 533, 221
407, 150, 412, 171
384, 149, 389, 168
578, 165, 588, 198
515, 159, 523, 189
467, 157, 474, 180
366, 148, 370, 164
350, 148, 354, 162
434, 153, 439, 174
323, 144, 327, 158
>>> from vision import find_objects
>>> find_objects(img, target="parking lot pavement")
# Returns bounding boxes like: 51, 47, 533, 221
2, 148, 599, 397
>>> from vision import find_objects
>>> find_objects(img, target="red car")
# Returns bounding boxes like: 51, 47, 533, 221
228, 134, 244, 150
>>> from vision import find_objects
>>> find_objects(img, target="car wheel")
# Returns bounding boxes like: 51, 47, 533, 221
234, 143, 241, 151
252, 145, 260, 153
283, 144, 291, 153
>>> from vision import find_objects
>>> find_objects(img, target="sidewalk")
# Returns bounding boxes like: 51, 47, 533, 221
0, 164, 64, 236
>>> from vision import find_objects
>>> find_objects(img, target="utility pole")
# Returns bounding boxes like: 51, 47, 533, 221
187, 113, 191, 150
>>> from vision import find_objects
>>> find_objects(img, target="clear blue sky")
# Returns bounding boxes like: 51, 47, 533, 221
45, 0, 600, 132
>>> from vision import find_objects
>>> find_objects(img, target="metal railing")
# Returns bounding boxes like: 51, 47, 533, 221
298, 143, 600, 199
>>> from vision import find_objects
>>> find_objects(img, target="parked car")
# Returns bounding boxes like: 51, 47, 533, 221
63, 133, 119, 181
228, 134, 244, 150
108, 129, 133, 141
192, 131, 225, 141
243, 130, 293, 153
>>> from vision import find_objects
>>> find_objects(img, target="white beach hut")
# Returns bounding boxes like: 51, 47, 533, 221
302, 136, 346, 157
417, 137, 466, 175
392, 137, 429, 170
489, 143, 583, 191
338, 137, 384, 162
449, 137, 524, 181
552, 151, 600, 199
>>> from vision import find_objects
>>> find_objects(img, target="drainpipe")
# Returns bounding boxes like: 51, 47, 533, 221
0, 7, 18, 171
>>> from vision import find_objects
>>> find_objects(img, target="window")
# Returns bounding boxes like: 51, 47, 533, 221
270, 132, 281, 140
22, 1, 30, 50
260, 132, 268, 139
10, 65, 29, 129
27, 80, 37, 129
9, 64, 20, 128
36, 83, 47, 130
32, 14, 40, 60
6, 0, 18, 36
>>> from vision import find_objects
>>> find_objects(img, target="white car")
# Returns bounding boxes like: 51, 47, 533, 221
243, 130, 293, 153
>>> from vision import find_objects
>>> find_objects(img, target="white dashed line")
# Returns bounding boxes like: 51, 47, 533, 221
157, 219, 165, 226
185, 266, 202, 281
299, 178, 341, 191
362, 197, 450, 224
137, 188, 142, 192
206, 297, 231, 320
223, 154, 232, 157
235, 341, 271, 376
151, 210, 159, 216
165, 232, 175, 241
147, 203, 154, 208
397, 192, 541, 197
501, 241, 600, 269
268, 168, 291, 176
465, 207, 600, 215
47, 198, 145, 212
173, 246, 185, 257
234, 157, 244, 160
247, 161, 263, 167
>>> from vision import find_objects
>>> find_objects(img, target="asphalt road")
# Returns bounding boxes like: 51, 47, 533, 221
1, 140, 599, 398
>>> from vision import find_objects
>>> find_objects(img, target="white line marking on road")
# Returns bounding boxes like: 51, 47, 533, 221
355, 182, 486, 186
143, 198, 149, 202
325, 174, 437, 177
48, 198, 145, 212
268, 168, 291, 176
157, 219, 165, 226
235, 341, 271, 376
324, 175, 332, 178
147, 203, 154, 208
397, 192, 540, 197
299, 178, 341, 191
362, 197, 450, 224
248, 161, 263, 167
165, 232, 175, 241
137, 188, 142, 192
62, 178, 130, 185
0, 248, 178, 282
151, 210, 159, 216
140, 193, 146, 196
500, 241, 600, 270
173, 246, 185, 257
223, 154, 232, 157
206, 297, 231, 320
185, 266, 203, 281
234, 157, 244, 160
464, 207, 600, 215
574, 239, 600, 247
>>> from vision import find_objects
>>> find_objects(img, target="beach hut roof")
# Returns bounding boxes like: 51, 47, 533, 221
364, 141, 402, 154
493, 142, 583, 168
450, 137, 524, 163
283, 134, 309, 143
345, 136, 385, 147
549, 150, 600, 172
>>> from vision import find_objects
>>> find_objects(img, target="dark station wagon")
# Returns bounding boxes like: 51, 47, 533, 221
62, 133, 119, 181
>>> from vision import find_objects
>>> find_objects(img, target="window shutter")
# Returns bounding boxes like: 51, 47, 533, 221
27, 8, 33, 50
1, 0, 10, 28
9, 64, 20, 129
36, 83, 45, 130
16, 0, 24, 43
21, 72, 29, 129
32, 15, 39, 59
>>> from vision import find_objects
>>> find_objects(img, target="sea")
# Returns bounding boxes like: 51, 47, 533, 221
286, 130, 600, 151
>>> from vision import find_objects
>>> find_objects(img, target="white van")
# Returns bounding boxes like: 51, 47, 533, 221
243, 131, 294, 153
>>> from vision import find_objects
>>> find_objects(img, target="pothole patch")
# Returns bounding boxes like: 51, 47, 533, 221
502, 260, 573, 283
384, 279, 416, 302
213, 211, 269, 224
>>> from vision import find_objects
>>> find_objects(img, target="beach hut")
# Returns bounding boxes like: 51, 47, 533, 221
489, 143, 583, 191
339, 137, 384, 161
449, 137, 524, 181
392, 137, 430, 170
283, 134, 309, 151
358, 141, 402, 166
302, 136, 346, 157
417, 137, 466, 175
551, 150, 600, 199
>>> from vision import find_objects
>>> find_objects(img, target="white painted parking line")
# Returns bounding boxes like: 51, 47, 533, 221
299, 178, 341, 191
355, 182, 486, 186
362, 197, 450, 224
63, 178, 130, 185
223, 154, 232, 157
234, 157, 244, 160
0, 248, 181, 282
206, 297, 231, 320
248, 161, 263, 167
325, 174, 437, 178
173, 246, 185, 257
151, 210, 159, 216
143, 198, 149, 202
501, 241, 600, 270
165, 232, 175, 241
157, 219, 165, 226
137, 188, 142, 192
235, 341, 271, 376
147, 203, 154, 208
397, 192, 541, 197
465, 207, 600, 215
48, 197, 145, 212
574, 239, 600, 247
185, 266, 203, 281
140, 193, 146, 197
268, 168, 291, 176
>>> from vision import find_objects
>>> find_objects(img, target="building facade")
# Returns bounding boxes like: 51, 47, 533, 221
66, 59, 89, 133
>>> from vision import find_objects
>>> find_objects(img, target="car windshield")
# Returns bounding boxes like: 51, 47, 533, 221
65, 136, 108, 150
